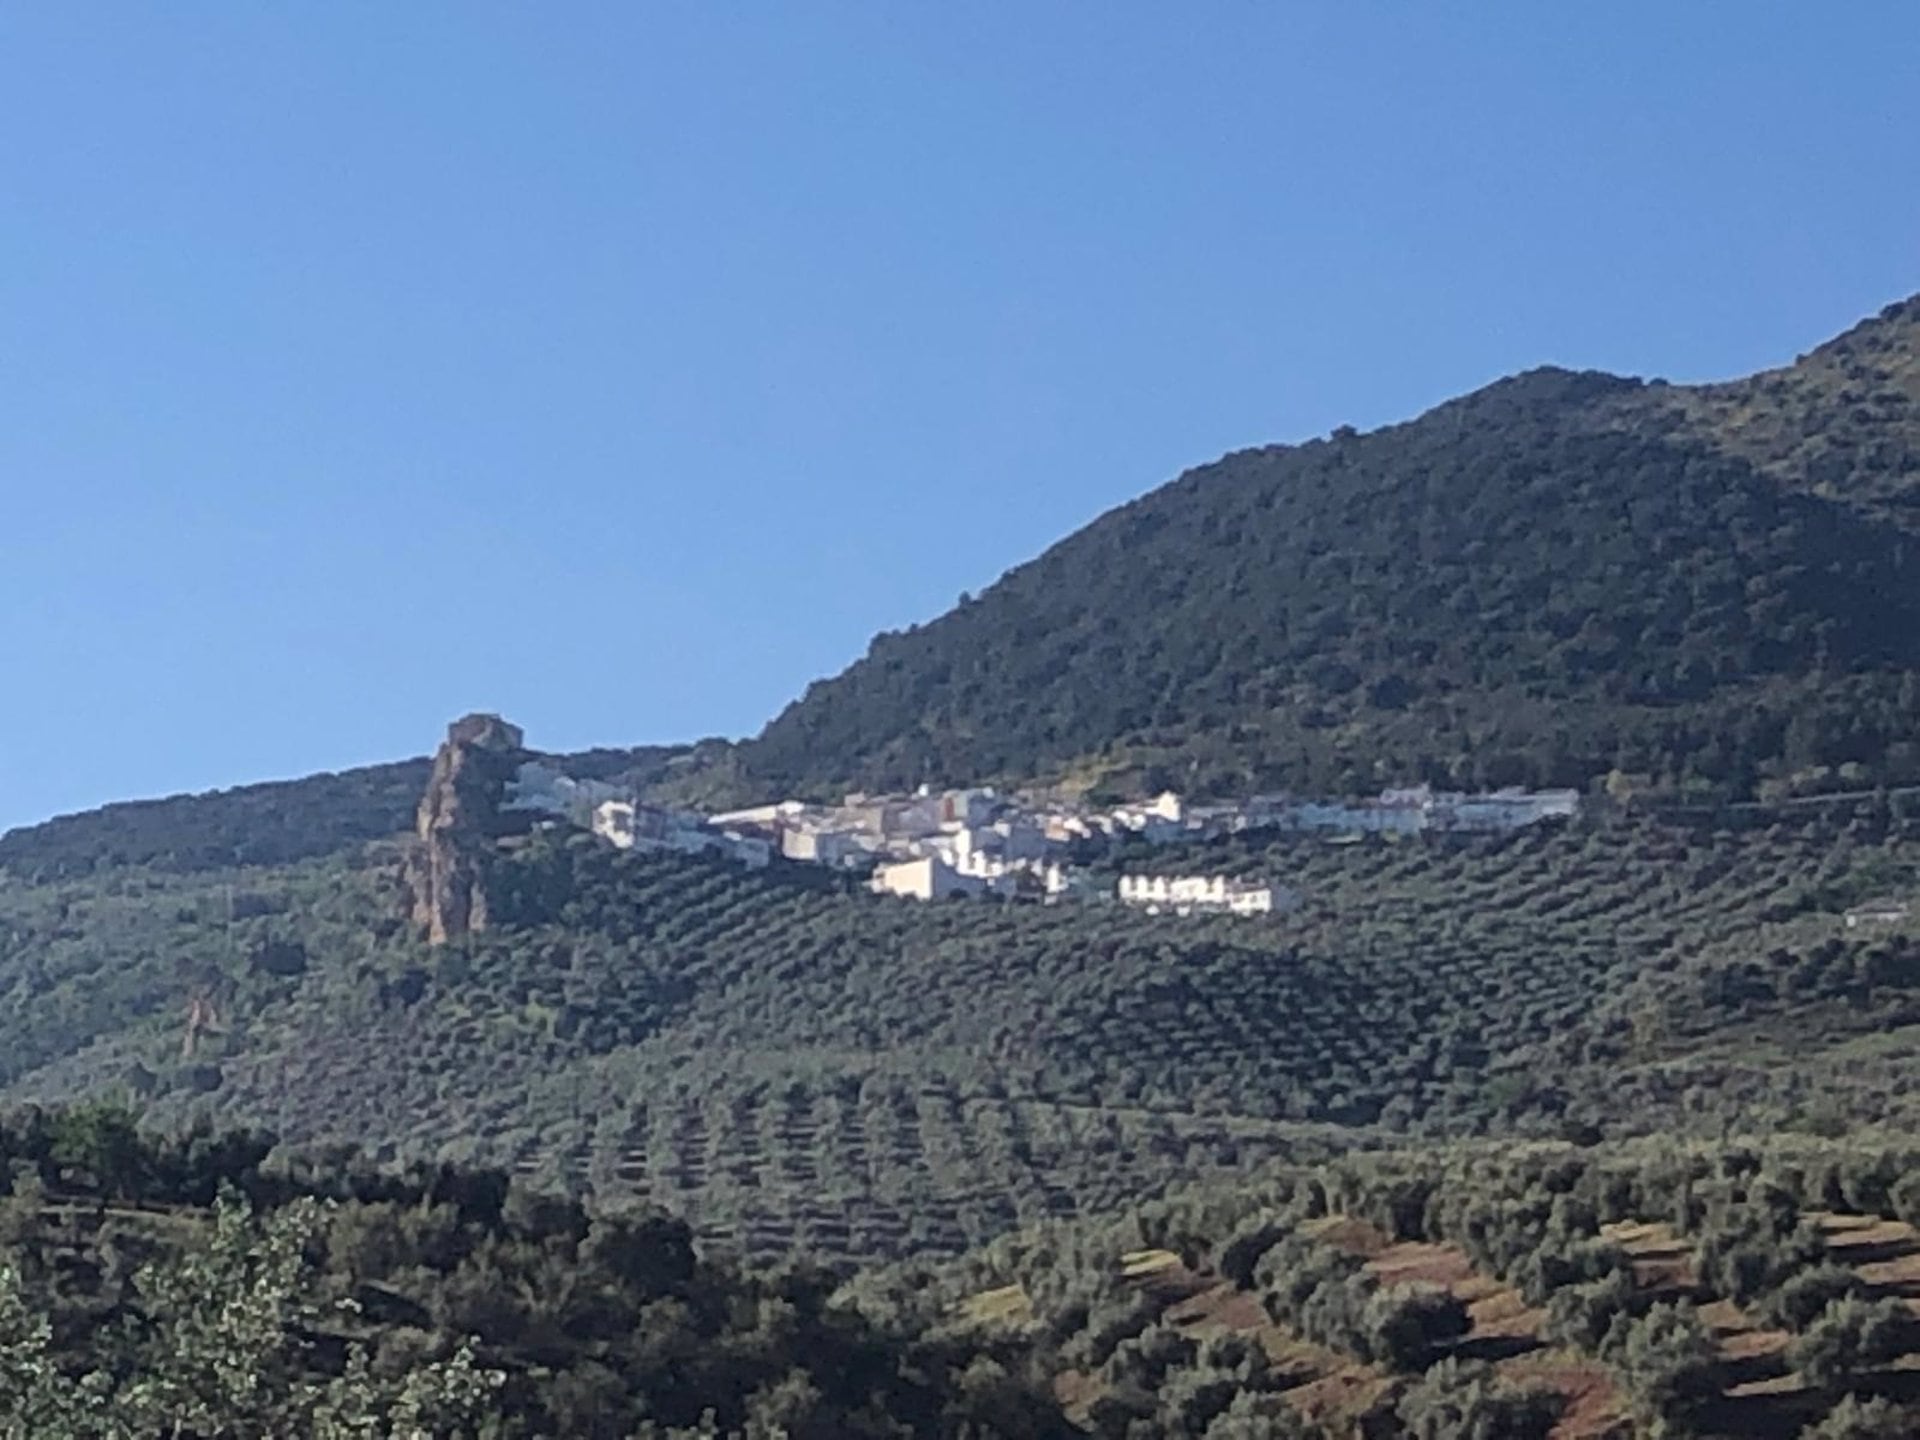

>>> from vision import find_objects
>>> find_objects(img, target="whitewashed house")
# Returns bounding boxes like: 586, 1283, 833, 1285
941, 788, 1003, 824
870, 856, 996, 902
503, 761, 628, 822
593, 800, 770, 869
781, 826, 864, 868
708, 801, 805, 831
1437, 788, 1581, 832
1113, 791, 1193, 843
1116, 873, 1289, 917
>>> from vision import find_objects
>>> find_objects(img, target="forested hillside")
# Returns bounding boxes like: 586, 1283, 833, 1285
740, 297, 1920, 805
0, 1109, 1071, 1439
1664, 294, 1920, 533
9, 300, 1915, 864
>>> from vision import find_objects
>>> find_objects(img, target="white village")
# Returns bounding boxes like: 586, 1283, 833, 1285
504, 760, 1580, 917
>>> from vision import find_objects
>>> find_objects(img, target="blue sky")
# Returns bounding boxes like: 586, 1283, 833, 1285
2, 4, 1917, 832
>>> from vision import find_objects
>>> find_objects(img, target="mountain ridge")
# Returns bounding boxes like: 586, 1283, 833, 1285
731, 294, 1920, 805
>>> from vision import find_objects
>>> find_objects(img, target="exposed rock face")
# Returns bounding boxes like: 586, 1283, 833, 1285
407, 713, 529, 944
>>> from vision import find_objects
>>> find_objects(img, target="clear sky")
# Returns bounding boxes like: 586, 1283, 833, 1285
3, 5, 1917, 833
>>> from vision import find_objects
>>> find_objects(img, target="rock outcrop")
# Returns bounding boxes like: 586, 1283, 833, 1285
407, 713, 529, 944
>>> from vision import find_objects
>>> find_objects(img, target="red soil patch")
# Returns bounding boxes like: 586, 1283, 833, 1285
1161, 1280, 1354, 1380
1361, 1238, 1545, 1341
1474, 1285, 1548, 1341
1050, 1368, 1098, 1415
1497, 1351, 1631, 1440
1304, 1213, 1394, 1257
1163, 1279, 1266, 1334
1153, 1269, 1394, 1430
1283, 1366, 1397, 1429
1718, 1325, 1790, 1363
1816, 1213, 1914, 1250
1366, 1240, 1479, 1289
1601, 1218, 1695, 1292
1052, 1209, 1920, 1439
1685, 1280, 1792, 1378
1817, 1211, 1920, 1311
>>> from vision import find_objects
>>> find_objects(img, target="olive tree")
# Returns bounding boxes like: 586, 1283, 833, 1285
1790, 1296, 1912, 1393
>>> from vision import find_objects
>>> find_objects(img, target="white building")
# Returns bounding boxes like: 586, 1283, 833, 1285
503, 761, 628, 821
781, 826, 867, 868
1434, 788, 1580, 832
593, 800, 771, 869
853, 796, 944, 842
941, 788, 1003, 825
1235, 785, 1580, 838
708, 801, 805, 830
1286, 799, 1424, 835
1042, 862, 1085, 900
1148, 791, 1185, 823
1044, 812, 1097, 844
1116, 873, 1289, 917
1113, 791, 1193, 843
870, 856, 996, 902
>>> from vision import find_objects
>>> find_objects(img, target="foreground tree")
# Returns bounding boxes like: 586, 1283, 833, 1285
0, 1196, 501, 1439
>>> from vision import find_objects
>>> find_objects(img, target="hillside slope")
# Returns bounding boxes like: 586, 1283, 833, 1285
740, 297, 1920, 803
7, 790, 1919, 1267
1659, 293, 1920, 532
894, 1129, 1920, 1439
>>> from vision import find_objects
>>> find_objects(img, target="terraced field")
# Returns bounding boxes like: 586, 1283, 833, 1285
1064, 1216, 1632, 1437
931, 1136, 1920, 1437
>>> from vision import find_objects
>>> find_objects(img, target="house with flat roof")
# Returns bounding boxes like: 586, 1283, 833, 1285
870, 856, 998, 902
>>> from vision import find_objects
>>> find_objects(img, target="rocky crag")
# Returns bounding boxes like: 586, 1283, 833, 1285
406, 713, 530, 943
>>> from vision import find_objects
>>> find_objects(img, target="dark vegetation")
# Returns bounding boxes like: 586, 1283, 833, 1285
17, 1109, 1920, 1436
0, 759, 432, 882
0, 1106, 1072, 1438
737, 299, 1920, 806
1666, 295, 1920, 536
